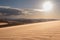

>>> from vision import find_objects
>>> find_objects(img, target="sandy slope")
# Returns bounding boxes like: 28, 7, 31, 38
0, 21, 60, 40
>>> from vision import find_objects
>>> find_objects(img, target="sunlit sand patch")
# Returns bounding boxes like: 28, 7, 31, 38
0, 23, 8, 25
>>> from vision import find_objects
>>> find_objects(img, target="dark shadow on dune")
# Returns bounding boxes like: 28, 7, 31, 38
0, 19, 59, 28
0, 23, 23, 28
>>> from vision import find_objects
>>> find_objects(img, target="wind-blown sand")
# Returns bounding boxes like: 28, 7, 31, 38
0, 21, 60, 40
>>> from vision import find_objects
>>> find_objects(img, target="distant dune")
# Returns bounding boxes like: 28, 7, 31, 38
0, 20, 60, 40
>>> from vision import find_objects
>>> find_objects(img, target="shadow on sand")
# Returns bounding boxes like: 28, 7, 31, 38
0, 23, 24, 28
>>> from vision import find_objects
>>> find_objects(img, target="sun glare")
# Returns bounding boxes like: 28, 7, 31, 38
42, 1, 53, 12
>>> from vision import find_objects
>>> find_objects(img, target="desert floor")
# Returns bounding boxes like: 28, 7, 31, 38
0, 21, 60, 40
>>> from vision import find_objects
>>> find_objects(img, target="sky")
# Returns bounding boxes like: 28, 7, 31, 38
0, 0, 60, 13
0, 0, 60, 18
0, 0, 59, 11
0, 0, 43, 8
0, 0, 59, 8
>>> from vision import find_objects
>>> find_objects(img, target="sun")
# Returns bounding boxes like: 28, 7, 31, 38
42, 1, 53, 12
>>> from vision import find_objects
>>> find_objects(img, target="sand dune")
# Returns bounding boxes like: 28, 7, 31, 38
0, 21, 60, 40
